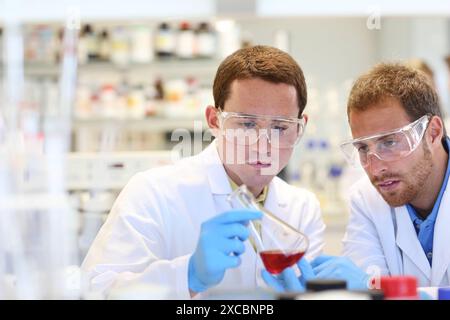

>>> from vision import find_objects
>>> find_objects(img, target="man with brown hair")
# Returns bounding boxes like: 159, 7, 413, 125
82, 45, 325, 298
263, 63, 450, 292
340, 63, 450, 288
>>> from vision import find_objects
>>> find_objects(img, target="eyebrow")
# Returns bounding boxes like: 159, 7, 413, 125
353, 141, 367, 147
227, 111, 299, 120
375, 133, 397, 142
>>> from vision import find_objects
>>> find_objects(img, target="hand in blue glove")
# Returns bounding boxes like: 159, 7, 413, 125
311, 255, 369, 290
261, 257, 316, 293
188, 209, 262, 293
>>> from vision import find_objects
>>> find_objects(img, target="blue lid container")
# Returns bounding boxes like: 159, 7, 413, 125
438, 287, 450, 300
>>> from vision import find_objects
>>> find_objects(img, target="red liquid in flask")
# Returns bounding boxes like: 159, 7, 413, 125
260, 250, 305, 274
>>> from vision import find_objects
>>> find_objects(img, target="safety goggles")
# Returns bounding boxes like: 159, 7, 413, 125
217, 111, 306, 148
340, 114, 431, 168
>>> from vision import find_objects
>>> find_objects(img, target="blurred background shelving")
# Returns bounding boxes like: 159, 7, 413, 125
1, 0, 449, 255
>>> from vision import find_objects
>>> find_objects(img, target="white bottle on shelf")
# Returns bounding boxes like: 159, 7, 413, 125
176, 21, 195, 59
98, 29, 111, 62
130, 25, 154, 64
195, 22, 216, 58
77, 25, 89, 65
155, 22, 175, 58
78, 24, 99, 64
110, 26, 130, 66
215, 19, 240, 59
88, 27, 100, 62
99, 84, 119, 118
126, 85, 146, 119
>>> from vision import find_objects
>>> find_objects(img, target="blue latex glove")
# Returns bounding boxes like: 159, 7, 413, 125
261, 257, 316, 293
311, 255, 370, 291
188, 209, 262, 293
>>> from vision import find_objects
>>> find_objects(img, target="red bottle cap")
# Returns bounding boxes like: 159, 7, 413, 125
179, 21, 191, 30
380, 276, 417, 299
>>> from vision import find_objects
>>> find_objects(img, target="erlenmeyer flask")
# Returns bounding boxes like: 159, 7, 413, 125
227, 185, 309, 275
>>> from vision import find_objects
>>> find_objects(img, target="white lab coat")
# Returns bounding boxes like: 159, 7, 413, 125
82, 142, 325, 299
342, 176, 450, 287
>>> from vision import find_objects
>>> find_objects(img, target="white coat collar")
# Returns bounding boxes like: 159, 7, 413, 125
431, 186, 450, 284
198, 140, 233, 195
394, 205, 431, 280
393, 138, 450, 285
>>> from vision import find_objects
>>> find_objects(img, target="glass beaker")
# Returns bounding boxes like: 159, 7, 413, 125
227, 185, 309, 275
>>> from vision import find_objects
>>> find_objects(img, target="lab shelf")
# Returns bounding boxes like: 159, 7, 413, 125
73, 117, 208, 132
0, 59, 221, 77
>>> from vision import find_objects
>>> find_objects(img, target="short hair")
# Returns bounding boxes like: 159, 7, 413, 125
213, 45, 307, 117
347, 63, 445, 138
405, 59, 434, 85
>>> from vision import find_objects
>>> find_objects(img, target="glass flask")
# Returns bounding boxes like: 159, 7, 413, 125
227, 185, 309, 274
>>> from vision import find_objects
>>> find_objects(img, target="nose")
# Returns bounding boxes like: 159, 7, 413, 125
257, 130, 271, 144
365, 152, 387, 175
249, 130, 272, 154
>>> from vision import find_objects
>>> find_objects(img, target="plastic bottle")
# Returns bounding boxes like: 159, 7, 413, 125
83, 24, 99, 62
155, 22, 175, 58
99, 84, 119, 118
327, 163, 344, 212
54, 28, 64, 64
438, 287, 450, 300
154, 78, 165, 100
110, 26, 129, 66
130, 25, 153, 64
380, 276, 418, 300
98, 29, 111, 62
299, 139, 317, 190
127, 85, 146, 119
77, 25, 89, 65
215, 20, 241, 59
23, 27, 33, 62
195, 22, 215, 58
176, 21, 195, 59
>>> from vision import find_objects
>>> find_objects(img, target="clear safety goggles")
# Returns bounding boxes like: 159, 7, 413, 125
217, 111, 306, 148
340, 114, 431, 168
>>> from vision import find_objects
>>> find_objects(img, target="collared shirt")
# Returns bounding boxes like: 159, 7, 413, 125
406, 137, 450, 266
228, 177, 268, 205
